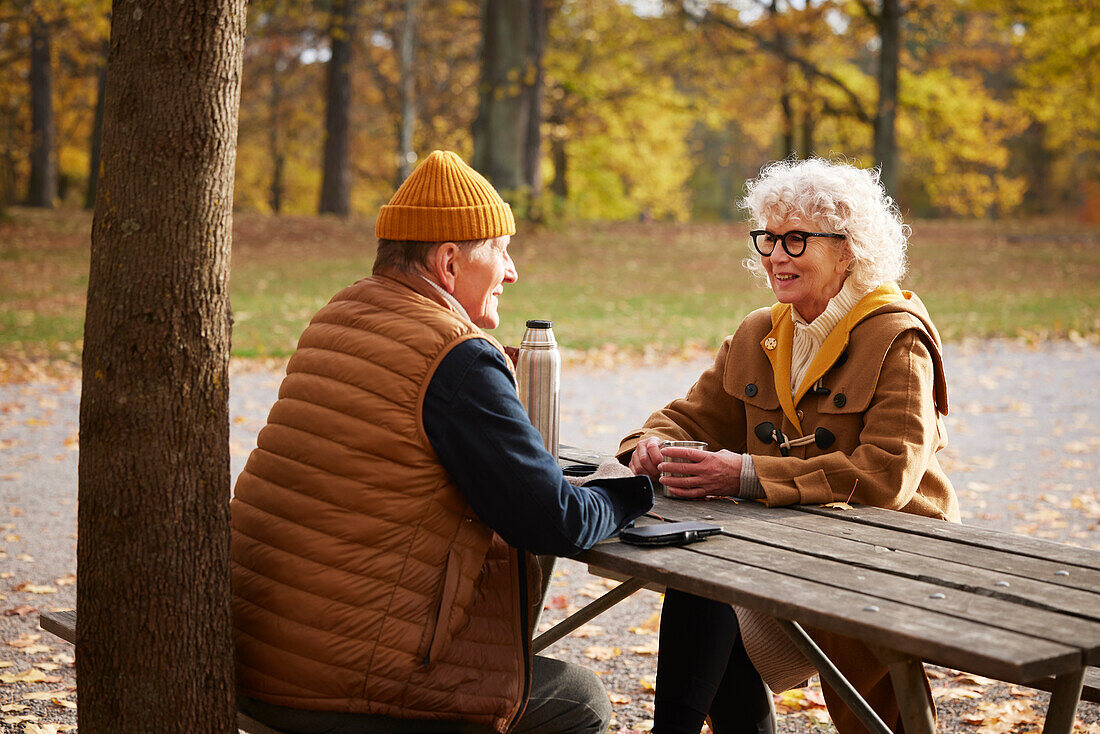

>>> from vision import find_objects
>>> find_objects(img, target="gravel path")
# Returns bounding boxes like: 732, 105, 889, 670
0, 339, 1097, 732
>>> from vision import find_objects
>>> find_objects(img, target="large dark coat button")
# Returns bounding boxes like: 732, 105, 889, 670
745, 383, 758, 397
833, 393, 847, 408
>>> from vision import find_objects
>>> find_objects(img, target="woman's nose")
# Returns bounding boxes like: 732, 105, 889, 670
769, 243, 791, 263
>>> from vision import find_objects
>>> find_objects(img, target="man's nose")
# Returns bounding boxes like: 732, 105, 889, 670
504, 253, 518, 283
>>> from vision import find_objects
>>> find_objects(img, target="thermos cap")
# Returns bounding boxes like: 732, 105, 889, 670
526, 319, 553, 329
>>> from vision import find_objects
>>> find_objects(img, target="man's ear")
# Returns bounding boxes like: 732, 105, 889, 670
430, 242, 461, 292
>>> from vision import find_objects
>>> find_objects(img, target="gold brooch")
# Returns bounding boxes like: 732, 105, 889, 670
764, 337, 777, 350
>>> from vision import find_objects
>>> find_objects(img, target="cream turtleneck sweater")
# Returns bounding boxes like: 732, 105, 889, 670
789, 277, 865, 396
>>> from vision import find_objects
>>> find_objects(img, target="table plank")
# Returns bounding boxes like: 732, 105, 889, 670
579, 534, 1081, 682
652, 500, 1100, 629
792, 502, 1100, 572
630, 508, 1100, 666
775, 510, 1100, 595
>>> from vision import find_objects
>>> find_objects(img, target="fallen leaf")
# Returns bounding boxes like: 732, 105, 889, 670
23, 724, 66, 734
629, 641, 660, 655
12, 584, 55, 595
21, 691, 70, 701
821, 501, 853, 510
546, 595, 570, 610
52, 575, 75, 587
0, 668, 59, 684
608, 692, 632, 705
4, 605, 37, 616
0, 703, 29, 712
7, 633, 42, 648
584, 645, 621, 661
570, 625, 604, 638
629, 611, 661, 635
3, 716, 37, 726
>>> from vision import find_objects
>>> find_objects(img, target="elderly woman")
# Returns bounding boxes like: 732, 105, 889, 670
618, 157, 959, 734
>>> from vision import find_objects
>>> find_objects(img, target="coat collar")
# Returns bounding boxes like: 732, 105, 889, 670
374, 267, 476, 326
762, 282, 908, 434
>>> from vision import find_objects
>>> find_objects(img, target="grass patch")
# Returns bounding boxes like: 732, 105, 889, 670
1, 208, 1098, 366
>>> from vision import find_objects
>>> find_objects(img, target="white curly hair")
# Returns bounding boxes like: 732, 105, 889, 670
740, 157, 909, 294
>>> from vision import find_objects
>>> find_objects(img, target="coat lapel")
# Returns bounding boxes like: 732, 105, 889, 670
792, 282, 907, 406
763, 303, 802, 435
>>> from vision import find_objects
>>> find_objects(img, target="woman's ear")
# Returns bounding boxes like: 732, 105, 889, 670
430, 242, 461, 292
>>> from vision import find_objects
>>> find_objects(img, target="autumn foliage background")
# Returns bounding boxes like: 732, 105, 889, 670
1, 0, 1097, 224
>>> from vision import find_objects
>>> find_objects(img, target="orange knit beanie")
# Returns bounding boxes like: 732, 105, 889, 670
375, 150, 516, 241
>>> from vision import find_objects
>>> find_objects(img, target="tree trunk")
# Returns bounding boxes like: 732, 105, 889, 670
549, 111, 567, 201
873, 0, 900, 195
0, 107, 16, 209
396, 0, 418, 185
319, 0, 355, 216
522, 0, 546, 216
472, 0, 529, 195
85, 40, 108, 210
27, 16, 57, 208
78, 1, 244, 731
269, 55, 284, 214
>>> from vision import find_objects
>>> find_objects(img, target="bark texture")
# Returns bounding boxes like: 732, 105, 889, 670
78, 1, 245, 731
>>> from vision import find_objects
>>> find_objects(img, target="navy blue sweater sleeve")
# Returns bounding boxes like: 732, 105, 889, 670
423, 338, 652, 557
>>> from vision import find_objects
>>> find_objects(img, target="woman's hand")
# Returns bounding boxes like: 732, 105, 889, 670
658, 448, 742, 499
628, 437, 666, 480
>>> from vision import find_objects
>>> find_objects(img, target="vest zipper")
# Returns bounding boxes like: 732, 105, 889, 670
505, 548, 533, 731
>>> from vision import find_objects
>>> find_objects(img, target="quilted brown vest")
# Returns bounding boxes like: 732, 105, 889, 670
231, 272, 537, 732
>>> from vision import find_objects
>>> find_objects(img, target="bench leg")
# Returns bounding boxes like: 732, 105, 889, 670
531, 577, 647, 654
774, 619, 893, 734
1042, 668, 1084, 734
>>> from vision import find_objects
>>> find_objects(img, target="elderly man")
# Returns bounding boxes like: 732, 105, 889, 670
230, 150, 653, 734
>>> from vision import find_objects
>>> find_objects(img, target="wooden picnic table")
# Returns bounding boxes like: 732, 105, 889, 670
539, 447, 1100, 734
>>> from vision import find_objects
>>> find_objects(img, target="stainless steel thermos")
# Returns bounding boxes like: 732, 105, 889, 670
516, 319, 561, 459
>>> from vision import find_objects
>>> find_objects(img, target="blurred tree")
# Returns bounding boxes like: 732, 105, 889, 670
0, 0, 109, 209
237, 0, 324, 214
544, 0, 694, 220
319, 0, 356, 216
982, 0, 1099, 215
27, 9, 56, 207
472, 0, 536, 205
79, 0, 244, 729
85, 38, 106, 210
395, 0, 419, 184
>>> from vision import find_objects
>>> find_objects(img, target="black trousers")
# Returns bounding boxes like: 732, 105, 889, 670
653, 589, 774, 734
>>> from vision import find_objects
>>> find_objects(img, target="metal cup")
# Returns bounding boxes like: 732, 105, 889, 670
659, 440, 709, 498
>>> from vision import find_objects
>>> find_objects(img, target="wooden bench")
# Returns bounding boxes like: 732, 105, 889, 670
38, 609, 281, 734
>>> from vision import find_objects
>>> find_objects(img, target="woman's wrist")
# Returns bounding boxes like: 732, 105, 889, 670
738, 454, 764, 499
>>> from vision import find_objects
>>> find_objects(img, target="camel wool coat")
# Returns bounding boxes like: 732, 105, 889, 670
618, 282, 960, 734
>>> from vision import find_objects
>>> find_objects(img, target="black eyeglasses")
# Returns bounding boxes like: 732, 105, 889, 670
749, 230, 846, 257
